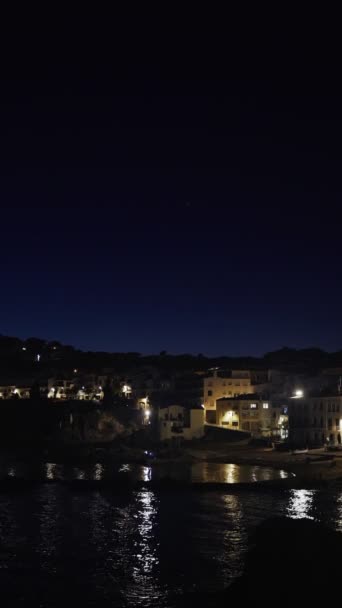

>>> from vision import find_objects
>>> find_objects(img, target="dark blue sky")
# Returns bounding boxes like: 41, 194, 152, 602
1, 51, 342, 356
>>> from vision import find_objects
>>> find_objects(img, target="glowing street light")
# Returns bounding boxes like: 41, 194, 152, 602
292, 389, 304, 399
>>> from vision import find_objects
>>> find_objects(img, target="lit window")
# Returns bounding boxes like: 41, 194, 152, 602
263, 403, 269, 409
250, 403, 257, 409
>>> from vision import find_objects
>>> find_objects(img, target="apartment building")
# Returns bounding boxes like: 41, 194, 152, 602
203, 369, 269, 423
289, 393, 342, 447
216, 395, 288, 438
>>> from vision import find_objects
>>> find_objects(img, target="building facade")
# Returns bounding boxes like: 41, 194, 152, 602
203, 369, 269, 423
289, 394, 342, 447
158, 404, 205, 442
216, 395, 288, 438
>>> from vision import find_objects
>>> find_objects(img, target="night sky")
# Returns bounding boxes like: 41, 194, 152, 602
1, 44, 341, 356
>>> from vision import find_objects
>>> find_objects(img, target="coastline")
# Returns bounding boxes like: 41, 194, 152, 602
2, 442, 342, 491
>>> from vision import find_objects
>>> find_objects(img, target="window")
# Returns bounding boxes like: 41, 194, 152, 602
328, 418, 332, 429
263, 403, 269, 409
336, 419, 340, 429
232, 421, 238, 427
208, 390, 213, 396
250, 403, 257, 409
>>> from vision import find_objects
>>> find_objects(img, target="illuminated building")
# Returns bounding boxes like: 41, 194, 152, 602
203, 369, 270, 423
216, 395, 288, 438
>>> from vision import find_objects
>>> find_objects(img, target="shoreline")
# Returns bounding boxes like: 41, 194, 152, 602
2, 443, 342, 491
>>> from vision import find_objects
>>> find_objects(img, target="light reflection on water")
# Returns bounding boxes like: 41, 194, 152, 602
45, 463, 57, 480
94, 463, 104, 480
189, 463, 287, 484
1, 462, 290, 484
287, 489, 315, 519
221, 494, 248, 583
1, 483, 342, 606
118, 464, 131, 473
142, 466, 152, 482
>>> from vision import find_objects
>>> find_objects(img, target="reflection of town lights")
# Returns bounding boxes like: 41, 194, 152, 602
74, 369, 78, 373
22, 347, 26, 351
36, 354, 41, 362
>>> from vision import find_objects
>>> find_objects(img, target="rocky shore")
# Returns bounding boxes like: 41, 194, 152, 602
177, 516, 342, 607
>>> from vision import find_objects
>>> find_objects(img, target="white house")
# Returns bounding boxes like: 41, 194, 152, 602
158, 404, 205, 442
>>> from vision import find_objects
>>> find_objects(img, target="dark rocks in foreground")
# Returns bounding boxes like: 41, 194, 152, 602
179, 516, 342, 607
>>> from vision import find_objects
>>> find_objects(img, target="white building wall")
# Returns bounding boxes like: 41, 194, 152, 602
158, 405, 204, 441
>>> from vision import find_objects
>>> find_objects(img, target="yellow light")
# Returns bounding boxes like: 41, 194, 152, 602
223, 410, 233, 420
145, 410, 151, 417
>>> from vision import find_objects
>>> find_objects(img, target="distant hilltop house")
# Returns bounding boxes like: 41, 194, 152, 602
158, 402, 205, 443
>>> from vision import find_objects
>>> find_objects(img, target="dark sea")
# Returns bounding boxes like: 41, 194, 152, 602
0, 463, 341, 607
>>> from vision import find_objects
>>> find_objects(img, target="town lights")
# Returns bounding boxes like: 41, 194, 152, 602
145, 410, 151, 418
292, 389, 304, 399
